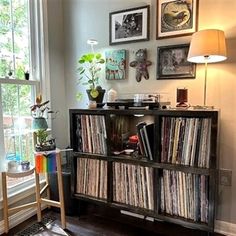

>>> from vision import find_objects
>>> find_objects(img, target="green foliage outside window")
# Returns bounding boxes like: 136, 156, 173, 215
0, 0, 29, 79
0, 0, 35, 165
2, 84, 34, 162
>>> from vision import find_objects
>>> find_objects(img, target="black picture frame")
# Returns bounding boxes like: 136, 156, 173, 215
109, 5, 150, 45
156, 44, 196, 80
156, 0, 199, 39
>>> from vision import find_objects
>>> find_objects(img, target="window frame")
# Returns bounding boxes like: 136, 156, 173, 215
0, 0, 50, 196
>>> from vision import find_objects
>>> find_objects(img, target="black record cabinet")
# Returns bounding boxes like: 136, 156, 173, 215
69, 108, 218, 233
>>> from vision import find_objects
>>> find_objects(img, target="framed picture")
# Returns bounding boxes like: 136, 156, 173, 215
105, 49, 127, 80
109, 5, 150, 45
156, 0, 199, 39
156, 44, 196, 79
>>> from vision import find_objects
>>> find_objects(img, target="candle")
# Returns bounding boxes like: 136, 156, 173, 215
176, 88, 188, 107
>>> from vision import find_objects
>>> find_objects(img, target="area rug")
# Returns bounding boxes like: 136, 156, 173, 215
15, 214, 70, 236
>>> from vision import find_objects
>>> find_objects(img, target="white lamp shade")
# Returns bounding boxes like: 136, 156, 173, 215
187, 29, 227, 63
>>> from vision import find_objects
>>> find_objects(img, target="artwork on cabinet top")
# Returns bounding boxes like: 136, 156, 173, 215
156, 0, 199, 39
109, 5, 150, 45
105, 49, 126, 80
156, 44, 196, 79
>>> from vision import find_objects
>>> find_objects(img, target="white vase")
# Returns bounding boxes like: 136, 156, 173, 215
107, 88, 118, 102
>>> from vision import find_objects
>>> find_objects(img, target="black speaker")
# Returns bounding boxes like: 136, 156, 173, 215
48, 171, 77, 216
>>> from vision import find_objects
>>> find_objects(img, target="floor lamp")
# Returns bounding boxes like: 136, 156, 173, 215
187, 29, 227, 107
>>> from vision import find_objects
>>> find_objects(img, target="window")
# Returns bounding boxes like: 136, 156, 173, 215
0, 0, 48, 190
0, 0, 30, 79
0, 80, 38, 187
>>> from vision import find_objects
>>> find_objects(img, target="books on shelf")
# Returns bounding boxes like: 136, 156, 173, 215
161, 117, 212, 168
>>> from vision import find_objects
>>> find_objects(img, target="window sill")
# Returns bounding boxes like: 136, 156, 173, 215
0, 178, 46, 210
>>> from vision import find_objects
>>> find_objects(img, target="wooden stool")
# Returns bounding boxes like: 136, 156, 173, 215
34, 150, 66, 229
2, 167, 40, 234
2, 150, 66, 234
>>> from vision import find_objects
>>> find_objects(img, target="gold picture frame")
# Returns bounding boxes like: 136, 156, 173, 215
156, 0, 199, 39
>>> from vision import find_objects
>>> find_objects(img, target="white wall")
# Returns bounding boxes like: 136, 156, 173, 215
61, 0, 236, 223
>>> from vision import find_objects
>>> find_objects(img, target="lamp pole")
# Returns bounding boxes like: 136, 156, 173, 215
204, 56, 209, 106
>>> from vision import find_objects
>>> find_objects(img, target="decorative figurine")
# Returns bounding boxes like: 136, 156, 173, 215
107, 88, 118, 102
129, 49, 152, 82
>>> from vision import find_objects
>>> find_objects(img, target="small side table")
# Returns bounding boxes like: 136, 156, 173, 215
1, 149, 66, 234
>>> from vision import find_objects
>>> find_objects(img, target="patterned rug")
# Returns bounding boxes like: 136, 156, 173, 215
15, 214, 70, 236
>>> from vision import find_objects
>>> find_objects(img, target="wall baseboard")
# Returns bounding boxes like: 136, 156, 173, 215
121, 210, 236, 236
215, 220, 236, 236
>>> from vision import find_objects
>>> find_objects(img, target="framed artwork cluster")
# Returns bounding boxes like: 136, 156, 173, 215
105, 49, 126, 80
109, 5, 150, 45
156, 44, 196, 79
156, 0, 199, 39
108, 0, 199, 79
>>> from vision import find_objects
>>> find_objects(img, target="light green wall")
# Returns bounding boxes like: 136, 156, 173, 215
52, 0, 236, 224
47, 0, 69, 149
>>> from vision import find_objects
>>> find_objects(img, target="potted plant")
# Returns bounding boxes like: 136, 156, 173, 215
77, 52, 105, 103
31, 94, 56, 151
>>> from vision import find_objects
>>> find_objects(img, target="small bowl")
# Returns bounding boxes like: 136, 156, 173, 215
21, 161, 30, 171
124, 149, 134, 155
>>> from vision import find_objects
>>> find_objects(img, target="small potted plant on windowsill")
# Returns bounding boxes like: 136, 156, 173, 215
77, 52, 105, 104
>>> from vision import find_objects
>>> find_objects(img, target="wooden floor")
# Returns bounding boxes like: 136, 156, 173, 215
7, 209, 225, 236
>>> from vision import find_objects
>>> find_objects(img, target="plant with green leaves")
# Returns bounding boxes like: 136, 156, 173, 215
77, 53, 105, 99
36, 129, 48, 146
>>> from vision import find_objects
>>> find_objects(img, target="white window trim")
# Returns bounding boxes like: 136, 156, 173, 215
28, 0, 51, 101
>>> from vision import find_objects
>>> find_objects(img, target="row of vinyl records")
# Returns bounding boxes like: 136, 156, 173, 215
76, 158, 209, 223
76, 158, 107, 199
160, 169, 209, 223
76, 158, 154, 210
113, 162, 154, 210
136, 122, 154, 161
161, 117, 212, 168
76, 114, 107, 155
